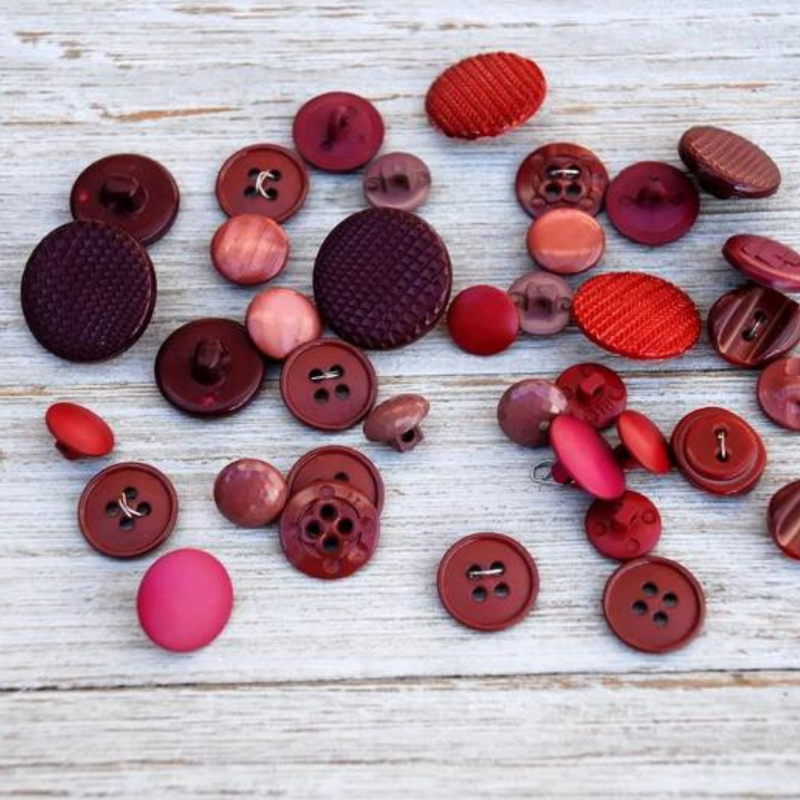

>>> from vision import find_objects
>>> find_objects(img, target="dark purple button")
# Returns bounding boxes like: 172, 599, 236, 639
585, 490, 662, 561
497, 379, 568, 447
723, 235, 800, 293
364, 152, 431, 212
214, 459, 287, 527
757, 356, 800, 431
768, 480, 800, 559
508, 271, 572, 335
555, 363, 627, 430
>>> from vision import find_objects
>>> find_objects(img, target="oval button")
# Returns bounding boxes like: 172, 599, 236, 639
555, 362, 627, 430
768, 480, 800, 560
757, 356, 800, 431
723, 235, 800, 293
497, 379, 568, 448
585, 491, 662, 561
526, 208, 605, 275
616, 410, 671, 474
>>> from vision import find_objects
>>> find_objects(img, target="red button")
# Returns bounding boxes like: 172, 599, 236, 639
363, 394, 430, 452
246, 288, 322, 360
723, 235, 800, 293
526, 208, 605, 275
214, 459, 287, 528
447, 285, 519, 355
45, 402, 114, 460
210, 214, 289, 286
757, 356, 800, 431
363, 152, 431, 212
555, 363, 627, 430
616, 410, 671, 474
497, 379, 568, 448
586, 491, 662, 561
768, 480, 800, 560
508, 271, 573, 336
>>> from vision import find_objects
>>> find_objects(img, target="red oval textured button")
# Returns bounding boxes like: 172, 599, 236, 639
45, 402, 114, 460
448, 285, 519, 355
214, 459, 287, 528
757, 356, 800, 431
723, 235, 800, 293
210, 214, 289, 286
586, 491, 662, 561
768, 480, 800, 560
616, 410, 671, 474
555, 363, 628, 430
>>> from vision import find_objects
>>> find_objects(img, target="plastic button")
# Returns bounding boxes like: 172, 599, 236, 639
45, 402, 114, 460
507, 271, 572, 336
586, 491, 662, 561
210, 214, 289, 286
363, 394, 430, 452
768, 480, 800, 560
555, 363, 627, 430
526, 208, 605, 275
757, 356, 800, 431
615, 410, 671, 474
723, 235, 800, 293
363, 152, 431, 212
497, 379, 568, 448
214, 459, 287, 528
447, 285, 519, 355
246, 288, 322, 360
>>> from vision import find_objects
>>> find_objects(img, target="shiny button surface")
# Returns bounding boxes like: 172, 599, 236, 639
210, 214, 289, 286
497, 379, 568, 448
616, 410, 671, 474
768, 480, 800, 560
757, 356, 800, 431
555, 363, 627, 430
363, 394, 430, 452
246, 288, 322, 361
723, 235, 800, 293
526, 208, 605, 275
447, 285, 519, 355
214, 459, 287, 528
586, 491, 662, 561
45, 402, 114, 460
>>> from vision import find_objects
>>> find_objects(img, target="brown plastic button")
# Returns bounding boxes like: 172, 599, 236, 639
363, 152, 431, 212
758, 356, 800, 431
586, 491, 662, 561
723, 235, 800, 293
210, 214, 289, 286
78, 462, 178, 558
497, 379, 568, 448
363, 394, 430, 452
615, 410, 671, 474
603, 556, 705, 653
526, 209, 605, 275
768, 480, 800, 560
508, 271, 572, 336
555, 363, 627, 430
45, 402, 114, 460
214, 459, 287, 528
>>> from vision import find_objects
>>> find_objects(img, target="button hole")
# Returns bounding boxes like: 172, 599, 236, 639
401, 429, 416, 444
322, 534, 340, 552
494, 582, 510, 599
334, 471, 349, 483
335, 384, 350, 400
137, 502, 152, 517
319, 504, 337, 521
248, 168, 261, 179
642, 582, 658, 596
632, 600, 648, 615
337, 518, 354, 535
314, 389, 329, 404
244, 185, 257, 198
123, 487, 137, 501
105, 501, 120, 517
471, 586, 488, 603
119, 516, 135, 532
653, 611, 669, 627
663, 592, 678, 608
306, 520, 322, 538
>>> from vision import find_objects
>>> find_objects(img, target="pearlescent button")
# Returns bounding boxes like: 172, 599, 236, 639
210, 214, 289, 286
246, 288, 322, 360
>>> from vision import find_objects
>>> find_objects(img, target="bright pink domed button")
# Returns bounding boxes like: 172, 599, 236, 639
447, 285, 518, 355
137, 548, 233, 652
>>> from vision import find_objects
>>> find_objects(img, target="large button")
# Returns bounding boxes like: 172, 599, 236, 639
555, 363, 627, 430
447, 285, 519, 355
363, 152, 431, 212
671, 407, 766, 496
45, 402, 114, 460
279, 481, 380, 579
281, 338, 377, 431
363, 394, 430, 452
526, 209, 605, 275
210, 214, 289, 286
78, 462, 178, 558
615, 410, 671, 474
497, 379, 568, 447
768, 480, 800, 560
585, 491, 662, 561
757, 356, 800, 431
70, 154, 180, 246
214, 459, 287, 528
603, 556, 705, 653
507, 271, 572, 336
215, 143, 309, 222
155, 318, 265, 417
436, 533, 539, 632
723, 235, 800, 292
246, 287, 322, 360
293, 92, 384, 172
22, 221, 156, 362
605, 162, 699, 246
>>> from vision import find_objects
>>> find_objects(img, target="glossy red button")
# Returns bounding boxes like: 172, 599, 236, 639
45, 402, 114, 460
437, 533, 539, 632
363, 394, 430, 452
210, 214, 289, 286
246, 287, 322, 360
616, 410, 671, 474
507, 271, 572, 336
363, 152, 431, 212
768, 480, 800, 560
757, 356, 800, 431
447, 285, 519, 355
497, 379, 568, 447
555, 363, 627, 430
214, 459, 287, 528
723, 235, 800, 293
526, 208, 605, 275
137, 548, 233, 652
586, 491, 662, 561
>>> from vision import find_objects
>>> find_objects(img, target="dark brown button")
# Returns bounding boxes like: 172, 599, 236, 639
757, 356, 800, 431
555, 363, 627, 430
215, 144, 309, 222
280, 338, 377, 431
671, 407, 766, 496
768, 480, 800, 560
364, 152, 431, 212
497, 379, 568, 447
78, 462, 178, 558
363, 394, 430, 452
723, 235, 800, 293
508, 271, 572, 335
708, 284, 800, 368
214, 459, 287, 528
586, 491, 662, 561
615, 410, 671, 474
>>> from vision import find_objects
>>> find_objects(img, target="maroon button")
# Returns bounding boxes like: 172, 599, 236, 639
363, 394, 430, 452
555, 363, 627, 430
603, 556, 705, 653
526, 208, 605, 275
768, 480, 800, 560
214, 459, 287, 528
605, 162, 699, 246
507, 271, 572, 336
45, 402, 114, 460
293, 92, 384, 172
708, 284, 800, 368
155, 318, 265, 417
436, 533, 539, 632
757, 356, 800, 431
280, 481, 380, 579
671, 407, 767, 496
281, 338, 377, 432
723, 235, 800, 293
615, 410, 671, 474
363, 152, 431, 212
586, 491, 662, 561
497, 379, 568, 448
78, 462, 178, 558
447, 285, 519, 355
246, 287, 322, 360
216, 144, 309, 222
515, 142, 609, 219
22, 221, 156, 362
210, 214, 289, 286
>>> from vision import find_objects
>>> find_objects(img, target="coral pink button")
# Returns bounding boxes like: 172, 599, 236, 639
210, 214, 289, 286
137, 548, 233, 652
447, 285, 518, 355
246, 287, 322, 360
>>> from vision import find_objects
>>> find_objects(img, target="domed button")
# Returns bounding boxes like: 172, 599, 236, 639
507, 271, 573, 336
526, 208, 605, 275
447, 285, 519, 355
45, 402, 114, 460
214, 459, 287, 528
363, 394, 430, 452
246, 287, 322, 360
768, 480, 800, 560
585, 491, 662, 561
615, 410, 671, 474
723, 235, 800, 292
363, 152, 431, 212
757, 356, 800, 431
210, 214, 289, 286
555, 363, 627, 430
497, 379, 568, 448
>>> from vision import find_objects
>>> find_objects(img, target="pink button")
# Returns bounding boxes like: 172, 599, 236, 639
246, 287, 322, 360
210, 214, 289, 286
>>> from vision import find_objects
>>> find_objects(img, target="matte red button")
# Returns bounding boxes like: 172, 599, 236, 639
768, 480, 800, 560
586, 491, 662, 561
364, 152, 431, 212
45, 402, 114, 460
214, 459, 287, 528
723, 235, 800, 293
447, 285, 518, 355
437, 533, 539, 632
526, 208, 605, 275
555, 363, 627, 430
757, 356, 800, 431
363, 394, 430, 452
246, 287, 322, 360
497, 379, 568, 448
508, 271, 572, 336
616, 410, 671, 474
210, 214, 289, 286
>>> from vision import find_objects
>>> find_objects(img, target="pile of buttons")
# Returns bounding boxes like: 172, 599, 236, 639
27, 51, 800, 655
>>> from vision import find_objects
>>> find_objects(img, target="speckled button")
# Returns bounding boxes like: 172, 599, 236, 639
555, 363, 627, 430
497, 379, 568, 447
526, 208, 605, 275
586, 491, 662, 561
210, 214, 289, 286
45, 402, 114, 460
616, 410, 671, 474
768, 480, 800, 560
447, 285, 519, 355
723, 235, 800, 292
364, 152, 431, 211
507, 271, 572, 336
757, 356, 800, 431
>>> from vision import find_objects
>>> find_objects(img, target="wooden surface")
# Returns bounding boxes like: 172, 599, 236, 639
2, 1, 799, 797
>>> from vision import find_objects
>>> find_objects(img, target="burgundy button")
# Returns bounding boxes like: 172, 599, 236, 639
723, 235, 800, 293
246, 287, 322, 360
45, 402, 114, 460
671, 407, 767, 496
214, 459, 287, 528
216, 144, 309, 222
447, 285, 519, 355
603, 556, 705, 653
768, 480, 800, 560
210, 214, 289, 286
507, 271, 572, 336
70, 154, 180, 246
615, 410, 671, 474
757, 356, 800, 431
437, 533, 539, 632
281, 338, 377, 432
78, 462, 178, 558
155, 318, 265, 417
526, 209, 605, 275
497, 379, 568, 447
708, 284, 800, 368
363, 152, 431, 212
280, 481, 380, 579
363, 394, 430, 452
555, 363, 627, 430
515, 142, 608, 219
22, 221, 156, 362
605, 162, 699, 246
293, 92, 384, 172
586, 491, 662, 561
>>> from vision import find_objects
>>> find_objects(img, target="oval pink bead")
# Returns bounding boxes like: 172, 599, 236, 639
246, 287, 322, 360
210, 214, 289, 286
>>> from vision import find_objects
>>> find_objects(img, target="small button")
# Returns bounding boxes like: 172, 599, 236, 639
214, 459, 287, 528
363, 394, 430, 452
137, 548, 233, 652
508, 271, 572, 336
768, 480, 800, 560
757, 356, 800, 431
497, 379, 568, 448
155, 318, 265, 417
671, 407, 766, 496
78, 462, 178, 558
216, 143, 309, 222
363, 152, 431, 211
723, 235, 800, 293
447, 285, 519, 355
210, 214, 289, 286
45, 402, 114, 460
281, 338, 378, 432
555, 363, 627, 430
586, 491, 662, 561
293, 92, 384, 172
246, 287, 322, 360
437, 533, 539, 632
603, 556, 705, 653
615, 410, 671, 474
280, 481, 380, 580
526, 208, 605, 275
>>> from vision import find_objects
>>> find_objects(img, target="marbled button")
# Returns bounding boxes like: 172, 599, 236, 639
526, 208, 605, 275
768, 480, 800, 560
555, 363, 627, 430
363, 152, 431, 211
246, 288, 322, 360
508, 271, 572, 335
723, 235, 800, 293
214, 459, 288, 528
757, 356, 800, 431
211, 214, 289, 286
497, 379, 568, 447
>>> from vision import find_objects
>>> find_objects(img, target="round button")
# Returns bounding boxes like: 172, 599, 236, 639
603, 556, 705, 653
78, 462, 178, 558
586, 491, 662, 561
214, 459, 287, 528
526, 209, 605, 275
447, 285, 519, 356
555, 363, 627, 430
497, 379, 568, 448
768, 480, 800, 560
671, 407, 767, 496
437, 533, 539, 632
605, 162, 700, 246
45, 402, 114, 460
281, 338, 378, 432
155, 318, 265, 417
507, 271, 572, 336
757, 356, 800, 431
246, 287, 322, 361
363, 394, 430, 452
279, 481, 380, 580
216, 143, 309, 222
616, 410, 671, 474
363, 152, 431, 212
210, 214, 289, 286
137, 548, 233, 653
293, 92, 384, 172
723, 235, 800, 293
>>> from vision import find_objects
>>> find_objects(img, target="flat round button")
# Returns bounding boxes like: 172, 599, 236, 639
155, 318, 265, 417
437, 533, 539, 632
526, 209, 605, 275
616, 410, 671, 474
671, 407, 767, 496
757, 356, 800, 431
768, 480, 800, 560
45, 402, 114, 460
281, 338, 377, 431
497, 379, 568, 448
555, 363, 627, 430
363, 152, 431, 212
246, 287, 322, 360
210, 214, 289, 286
70, 154, 180, 246
216, 144, 309, 222
78, 462, 178, 558
280, 481, 380, 580
137, 548, 233, 652
214, 459, 287, 528
586, 491, 662, 561
293, 92, 384, 172
447, 285, 519, 355
508, 271, 572, 335
723, 235, 800, 293
606, 162, 699, 246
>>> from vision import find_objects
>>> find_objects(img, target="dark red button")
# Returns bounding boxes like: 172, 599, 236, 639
723, 235, 800, 293
526, 209, 605, 275
45, 402, 114, 460
210, 214, 289, 286
497, 379, 568, 447
363, 152, 431, 212
555, 363, 627, 430
293, 92, 384, 172
155, 318, 265, 417
363, 394, 430, 452
508, 271, 572, 336
757, 356, 800, 431
615, 410, 671, 474
78, 462, 178, 558
214, 459, 287, 528
603, 556, 705, 653
768, 480, 800, 560
447, 286, 518, 355
437, 533, 539, 632
586, 491, 662, 561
